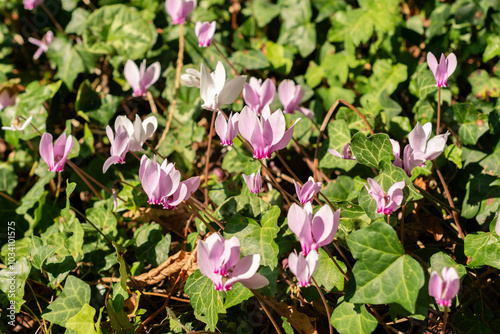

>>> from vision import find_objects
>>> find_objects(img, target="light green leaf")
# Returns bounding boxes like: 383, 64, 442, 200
29, 236, 56, 270
484, 35, 500, 62
46, 37, 86, 89
185, 270, 225, 331
350, 132, 393, 169
85, 199, 118, 238
464, 232, 500, 270
0, 257, 31, 312
215, 195, 271, 221
318, 120, 357, 171
453, 103, 488, 145
223, 282, 253, 309
65, 304, 97, 334
313, 248, 346, 291
346, 222, 425, 313
444, 144, 463, 169
42, 276, 91, 326
251, 0, 280, 27
468, 70, 500, 100
462, 174, 500, 224
230, 50, 270, 70
0, 163, 17, 194
16, 171, 55, 216
430, 252, 467, 278
224, 207, 280, 267
331, 298, 378, 334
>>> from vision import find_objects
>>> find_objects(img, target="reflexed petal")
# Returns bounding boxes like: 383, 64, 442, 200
39, 133, 54, 170
428, 271, 443, 300
328, 148, 343, 158
446, 53, 457, 78
426, 52, 438, 76
260, 78, 276, 107
115, 116, 134, 137
422, 122, 433, 141
142, 61, 161, 90
220, 236, 241, 273
496, 214, 500, 237
270, 117, 299, 152
238, 106, 258, 142
142, 116, 158, 139
237, 273, 269, 289
264, 108, 286, 146
243, 82, 260, 112
311, 205, 336, 248
103, 155, 124, 173
218, 76, 247, 107
278, 80, 296, 111
425, 132, 449, 160
200, 63, 216, 108
408, 122, 427, 153
124, 60, 141, 94
215, 111, 228, 141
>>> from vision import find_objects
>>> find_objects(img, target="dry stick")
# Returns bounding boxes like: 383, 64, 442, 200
66, 160, 112, 194
26, 281, 48, 334
441, 307, 449, 334
187, 199, 223, 231
413, 184, 459, 213
157, 23, 185, 150
259, 161, 297, 207
436, 87, 442, 135
146, 91, 158, 114
185, 202, 217, 233
69, 162, 103, 200
431, 160, 465, 240
252, 290, 283, 334
340, 99, 374, 135
40, 4, 65, 35
312, 277, 333, 334
276, 151, 302, 185
313, 99, 340, 181
203, 109, 218, 205
323, 245, 351, 277
332, 241, 353, 272
292, 139, 330, 182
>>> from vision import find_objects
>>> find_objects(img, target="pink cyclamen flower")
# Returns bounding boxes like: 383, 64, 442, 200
215, 111, 239, 146
114, 115, 158, 151
0, 90, 17, 110
28, 30, 53, 60
24, 0, 43, 10
328, 143, 356, 161
139, 155, 199, 209
294, 177, 322, 205
239, 105, 299, 159
181, 68, 201, 88
243, 77, 276, 115
365, 178, 405, 215
39, 132, 74, 172
396, 122, 449, 176
288, 250, 318, 288
165, 0, 196, 25
103, 125, 130, 173
429, 267, 460, 307
242, 170, 262, 194
427, 52, 457, 87
195, 21, 216, 47
288, 202, 340, 256
124, 59, 161, 97
200, 61, 246, 111
198, 234, 269, 291
278, 80, 313, 119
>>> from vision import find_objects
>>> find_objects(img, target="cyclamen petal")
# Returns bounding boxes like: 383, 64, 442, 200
124, 60, 161, 97
294, 176, 322, 204
288, 250, 318, 288
215, 111, 239, 146
0, 90, 17, 110
243, 77, 276, 114
165, 0, 196, 24
198, 234, 268, 291
365, 178, 405, 215
427, 52, 457, 87
24, 0, 43, 9
39, 132, 74, 172
195, 21, 216, 47
496, 214, 500, 237
429, 267, 460, 307
28, 30, 53, 60
243, 170, 262, 194
328, 143, 356, 160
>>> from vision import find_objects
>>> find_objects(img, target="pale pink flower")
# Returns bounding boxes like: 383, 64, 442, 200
0, 90, 17, 110
2, 116, 32, 131
243, 77, 276, 115
288, 250, 318, 288
242, 170, 262, 194
294, 177, 322, 205
365, 178, 405, 215
287, 202, 340, 256
278, 79, 313, 119
429, 267, 460, 307
198, 234, 269, 291
28, 30, 53, 60
195, 21, 216, 47
165, 0, 196, 24
24, 0, 43, 10
124, 59, 161, 97
199, 61, 246, 111
215, 111, 239, 146
427, 52, 457, 87
239, 105, 299, 159
103, 125, 130, 173
114, 115, 158, 151
181, 68, 201, 88
39, 132, 74, 172
328, 143, 356, 161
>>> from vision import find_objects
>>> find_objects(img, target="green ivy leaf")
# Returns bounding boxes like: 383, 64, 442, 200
350, 132, 393, 169
0, 163, 17, 194
85, 199, 118, 238
229, 50, 270, 70
42, 276, 91, 326
318, 120, 357, 171
46, 37, 87, 89
215, 195, 271, 221
0, 257, 31, 312
29, 237, 56, 270
331, 298, 378, 334
16, 171, 55, 216
453, 103, 488, 145
224, 206, 280, 267
223, 282, 254, 309
346, 222, 425, 313
462, 174, 500, 224
464, 232, 500, 270
185, 270, 225, 331
313, 248, 346, 291
468, 70, 500, 100
65, 304, 97, 334
430, 252, 467, 278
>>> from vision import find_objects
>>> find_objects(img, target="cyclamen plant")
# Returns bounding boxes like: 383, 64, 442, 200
4, 2, 500, 334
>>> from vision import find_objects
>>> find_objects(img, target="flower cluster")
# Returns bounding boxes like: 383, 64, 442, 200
365, 178, 405, 215
39, 133, 74, 172
429, 267, 460, 307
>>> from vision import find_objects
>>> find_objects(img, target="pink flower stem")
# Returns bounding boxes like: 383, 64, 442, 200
40, 4, 65, 35
312, 277, 333, 334
436, 86, 442, 135
186, 198, 223, 231
441, 307, 448, 334
184, 201, 217, 233
157, 23, 185, 149
54, 171, 62, 203
203, 109, 217, 205
431, 160, 465, 240
387, 213, 390, 225
212, 41, 238, 75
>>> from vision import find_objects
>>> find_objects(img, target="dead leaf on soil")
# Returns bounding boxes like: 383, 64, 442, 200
263, 298, 317, 334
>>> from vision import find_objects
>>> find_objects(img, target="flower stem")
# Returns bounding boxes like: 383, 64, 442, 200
252, 290, 283, 334
213, 41, 238, 75
40, 4, 65, 35
441, 306, 448, 334
436, 86, 442, 135
312, 277, 333, 334
203, 109, 217, 205
157, 22, 185, 149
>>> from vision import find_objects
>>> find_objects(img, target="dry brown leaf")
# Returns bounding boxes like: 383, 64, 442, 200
263, 298, 317, 334
131, 250, 198, 288
416, 214, 443, 241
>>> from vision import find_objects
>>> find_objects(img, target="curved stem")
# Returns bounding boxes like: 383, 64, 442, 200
436, 87, 442, 135
314, 99, 340, 181
203, 109, 217, 205
252, 290, 283, 334
213, 41, 238, 75
156, 23, 185, 149
312, 277, 333, 334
